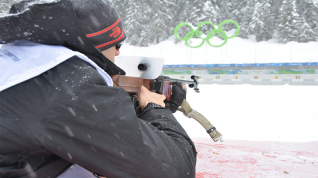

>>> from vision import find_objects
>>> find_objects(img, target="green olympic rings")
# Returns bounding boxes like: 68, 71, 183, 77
174, 20, 240, 48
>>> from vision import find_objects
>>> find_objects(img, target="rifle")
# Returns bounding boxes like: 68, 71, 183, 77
113, 56, 222, 142
111, 74, 223, 142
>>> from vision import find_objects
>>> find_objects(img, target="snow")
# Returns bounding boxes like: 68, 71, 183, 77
116, 37, 318, 177
0, 0, 60, 18
117, 36, 318, 143
176, 84, 318, 142
194, 139, 318, 177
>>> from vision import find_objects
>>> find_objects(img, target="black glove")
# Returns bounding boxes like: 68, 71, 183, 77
164, 82, 186, 113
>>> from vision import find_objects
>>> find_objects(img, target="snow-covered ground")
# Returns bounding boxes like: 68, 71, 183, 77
194, 138, 318, 177
118, 36, 318, 143
118, 37, 318, 177
176, 84, 318, 142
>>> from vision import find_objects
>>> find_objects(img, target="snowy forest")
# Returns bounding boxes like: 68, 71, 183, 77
110, 0, 318, 46
1, 0, 318, 46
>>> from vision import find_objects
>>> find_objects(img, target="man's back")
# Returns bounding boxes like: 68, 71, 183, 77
0, 56, 196, 178
0, 57, 97, 177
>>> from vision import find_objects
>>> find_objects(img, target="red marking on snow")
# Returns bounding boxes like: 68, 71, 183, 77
193, 138, 318, 177
196, 172, 220, 178
293, 151, 315, 157
264, 155, 277, 158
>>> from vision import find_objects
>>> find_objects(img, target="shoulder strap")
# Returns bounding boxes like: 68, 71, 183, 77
179, 99, 223, 142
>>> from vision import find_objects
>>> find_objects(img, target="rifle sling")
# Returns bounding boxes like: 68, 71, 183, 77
179, 99, 223, 142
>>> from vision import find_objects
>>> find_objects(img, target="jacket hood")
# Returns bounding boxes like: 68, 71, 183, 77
0, 0, 125, 75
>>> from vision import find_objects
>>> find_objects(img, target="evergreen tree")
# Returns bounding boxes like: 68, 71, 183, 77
201, 0, 218, 34
187, 0, 218, 37
143, 0, 175, 45
208, 0, 222, 25
171, 0, 189, 27
238, 0, 257, 39
250, 1, 274, 41
112, 0, 128, 19
300, 0, 318, 35
203, 0, 218, 23
297, 20, 317, 42
296, 0, 318, 42
110, 0, 318, 46
215, 0, 232, 31
227, 0, 250, 38
115, 0, 146, 46
214, 0, 246, 32
172, 0, 191, 44
187, 0, 205, 26
276, 0, 302, 43
228, 0, 247, 24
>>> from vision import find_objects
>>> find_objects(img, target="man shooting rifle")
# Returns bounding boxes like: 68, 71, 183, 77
0, 0, 196, 177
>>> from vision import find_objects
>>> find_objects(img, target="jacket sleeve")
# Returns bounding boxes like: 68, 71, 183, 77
36, 60, 196, 178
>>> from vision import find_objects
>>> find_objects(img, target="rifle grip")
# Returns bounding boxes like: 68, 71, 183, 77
162, 81, 187, 102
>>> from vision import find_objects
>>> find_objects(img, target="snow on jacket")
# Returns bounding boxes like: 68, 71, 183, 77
0, 0, 197, 178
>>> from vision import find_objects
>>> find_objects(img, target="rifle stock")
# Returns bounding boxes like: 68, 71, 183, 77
112, 75, 199, 101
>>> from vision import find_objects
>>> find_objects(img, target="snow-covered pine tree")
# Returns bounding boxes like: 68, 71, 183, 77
214, 0, 232, 31
250, 0, 274, 41
296, 0, 317, 42
112, 0, 128, 19
298, 0, 318, 37
297, 20, 317, 42
111, 0, 318, 46
114, 0, 146, 46
212, 0, 246, 33
276, 0, 303, 43
228, 0, 247, 24
143, 0, 175, 45
199, 0, 219, 36
187, 0, 206, 27
203, 0, 218, 24
271, 0, 283, 28
224, 0, 250, 38
172, 0, 190, 43
171, 0, 188, 27
208, 0, 222, 25
233, 0, 256, 39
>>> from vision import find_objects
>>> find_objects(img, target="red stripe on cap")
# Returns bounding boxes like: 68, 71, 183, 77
96, 29, 125, 49
86, 16, 121, 38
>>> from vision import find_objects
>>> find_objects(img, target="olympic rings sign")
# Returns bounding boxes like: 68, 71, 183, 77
174, 20, 240, 48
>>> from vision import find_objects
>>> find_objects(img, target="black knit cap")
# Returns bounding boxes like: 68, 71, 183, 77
0, 0, 127, 75
73, 0, 126, 51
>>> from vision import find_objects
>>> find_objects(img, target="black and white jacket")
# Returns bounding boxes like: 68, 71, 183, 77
0, 0, 196, 178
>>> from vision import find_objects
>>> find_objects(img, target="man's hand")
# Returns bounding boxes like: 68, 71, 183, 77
139, 85, 166, 110
164, 82, 186, 113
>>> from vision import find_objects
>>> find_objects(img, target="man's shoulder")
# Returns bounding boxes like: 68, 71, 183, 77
43, 56, 108, 91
